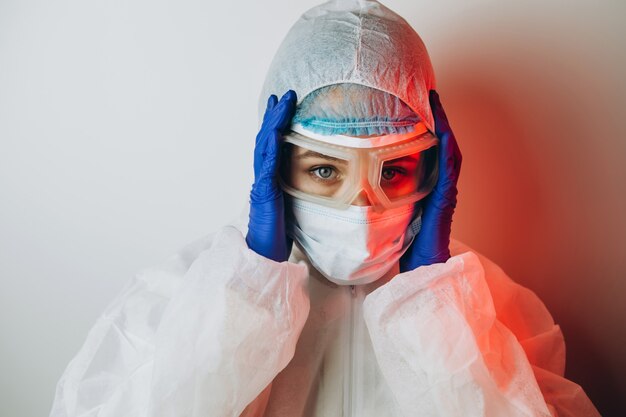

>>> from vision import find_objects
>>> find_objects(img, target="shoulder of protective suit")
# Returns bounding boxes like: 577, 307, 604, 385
449, 237, 557, 341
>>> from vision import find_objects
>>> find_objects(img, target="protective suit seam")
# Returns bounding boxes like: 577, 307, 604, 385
355, 3, 363, 80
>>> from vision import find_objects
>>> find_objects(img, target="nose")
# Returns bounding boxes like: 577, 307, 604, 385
351, 189, 373, 206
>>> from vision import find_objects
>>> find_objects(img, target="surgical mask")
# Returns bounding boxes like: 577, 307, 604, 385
287, 197, 421, 285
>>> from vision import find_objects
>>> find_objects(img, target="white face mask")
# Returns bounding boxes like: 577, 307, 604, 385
287, 197, 421, 285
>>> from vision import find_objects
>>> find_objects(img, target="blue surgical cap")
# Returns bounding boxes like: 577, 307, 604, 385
292, 83, 420, 136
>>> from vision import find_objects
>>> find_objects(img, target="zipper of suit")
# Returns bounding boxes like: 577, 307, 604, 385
346, 284, 359, 417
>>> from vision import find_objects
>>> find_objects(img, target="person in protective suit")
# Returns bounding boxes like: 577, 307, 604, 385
49, 1, 600, 416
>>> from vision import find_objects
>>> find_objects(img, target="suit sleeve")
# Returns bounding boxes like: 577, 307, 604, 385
473, 249, 600, 417
49, 226, 310, 417
362, 248, 599, 417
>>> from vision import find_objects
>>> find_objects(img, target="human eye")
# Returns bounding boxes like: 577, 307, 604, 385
381, 166, 407, 182
310, 165, 339, 181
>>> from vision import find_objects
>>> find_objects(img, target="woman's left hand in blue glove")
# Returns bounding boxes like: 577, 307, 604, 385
400, 90, 462, 272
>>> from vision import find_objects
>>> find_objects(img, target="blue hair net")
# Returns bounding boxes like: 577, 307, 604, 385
292, 83, 421, 136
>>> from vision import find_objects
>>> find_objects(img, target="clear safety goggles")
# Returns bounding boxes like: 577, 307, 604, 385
279, 123, 439, 211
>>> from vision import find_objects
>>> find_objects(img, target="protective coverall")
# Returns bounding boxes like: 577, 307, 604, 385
49, 224, 599, 417
49, 1, 600, 416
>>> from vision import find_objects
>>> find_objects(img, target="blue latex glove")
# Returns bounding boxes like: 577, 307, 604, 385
246, 90, 297, 262
400, 90, 462, 272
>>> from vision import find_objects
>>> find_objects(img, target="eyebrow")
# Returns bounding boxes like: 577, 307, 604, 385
295, 150, 347, 163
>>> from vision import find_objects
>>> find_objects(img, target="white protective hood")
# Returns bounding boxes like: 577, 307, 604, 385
259, 0, 436, 133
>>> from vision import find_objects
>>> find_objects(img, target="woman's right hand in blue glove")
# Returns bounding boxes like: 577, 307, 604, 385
399, 90, 462, 272
246, 90, 297, 262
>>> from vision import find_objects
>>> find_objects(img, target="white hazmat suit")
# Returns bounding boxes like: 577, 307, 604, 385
50, 1, 599, 416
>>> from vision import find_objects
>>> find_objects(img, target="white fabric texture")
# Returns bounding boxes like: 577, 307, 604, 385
49, 227, 310, 417
259, 0, 436, 133
49, 224, 600, 416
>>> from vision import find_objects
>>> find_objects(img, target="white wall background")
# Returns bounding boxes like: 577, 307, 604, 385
1, 1, 624, 416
